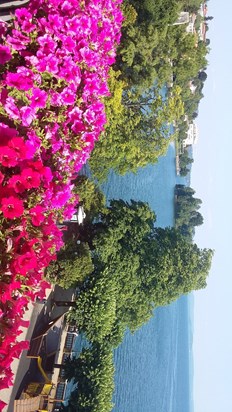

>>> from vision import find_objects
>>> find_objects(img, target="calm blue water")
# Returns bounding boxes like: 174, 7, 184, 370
99, 143, 194, 412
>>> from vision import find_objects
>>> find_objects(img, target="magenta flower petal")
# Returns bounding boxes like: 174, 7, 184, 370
1, 196, 24, 219
0, 45, 12, 65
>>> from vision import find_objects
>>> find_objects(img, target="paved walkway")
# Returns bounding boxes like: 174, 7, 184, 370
0, 287, 52, 411
0, 285, 75, 411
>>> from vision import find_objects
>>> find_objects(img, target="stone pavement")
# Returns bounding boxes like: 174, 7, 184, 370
0, 285, 75, 411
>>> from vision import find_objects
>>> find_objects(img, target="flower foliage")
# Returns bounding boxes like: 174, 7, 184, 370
0, 0, 123, 397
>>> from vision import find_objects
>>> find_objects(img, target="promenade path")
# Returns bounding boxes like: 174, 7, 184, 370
0, 286, 75, 412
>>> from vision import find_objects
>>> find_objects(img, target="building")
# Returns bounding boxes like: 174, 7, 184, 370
198, 21, 207, 41
183, 122, 199, 147
173, 11, 190, 25
186, 13, 197, 34
189, 80, 197, 94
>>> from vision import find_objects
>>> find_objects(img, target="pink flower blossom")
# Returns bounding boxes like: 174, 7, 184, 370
53, 187, 72, 208
0, 146, 18, 167
29, 205, 45, 226
0, 21, 7, 38
37, 34, 56, 54
0, 400, 7, 410
45, 166, 53, 180
30, 88, 47, 109
13, 252, 37, 275
61, 87, 76, 105
36, 52, 59, 74
15, 8, 33, 23
0, 0, 123, 393
5, 71, 34, 91
71, 120, 86, 134
15, 8, 35, 33
50, 91, 62, 107
1, 196, 24, 219
4, 97, 20, 121
0, 123, 18, 145
20, 106, 36, 126
6, 30, 30, 50
8, 137, 27, 158
58, 56, 81, 83
61, 35, 76, 53
21, 168, 41, 189
8, 175, 26, 194
0, 171, 4, 185
61, 0, 80, 13
25, 131, 41, 158
0, 45, 12, 65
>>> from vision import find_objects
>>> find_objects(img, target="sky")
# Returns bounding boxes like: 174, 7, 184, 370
191, 1, 232, 411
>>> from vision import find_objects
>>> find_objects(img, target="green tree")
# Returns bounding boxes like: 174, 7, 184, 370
175, 184, 204, 239
138, 227, 212, 306
46, 241, 94, 288
128, 0, 181, 26
63, 344, 115, 412
179, 148, 194, 176
90, 85, 184, 181
69, 200, 213, 344
198, 71, 208, 82
73, 175, 107, 221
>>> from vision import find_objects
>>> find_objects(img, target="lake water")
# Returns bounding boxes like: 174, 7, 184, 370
100, 143, 194, 412
72, 143, 193, 412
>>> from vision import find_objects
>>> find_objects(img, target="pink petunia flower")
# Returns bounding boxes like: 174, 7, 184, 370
1, 196, 24, 219
0, 123, 18, 145
8, 175, 26, 194
15, 8, 35, 33
6, 30, 30, 50
0, 400, 7, 410
0, 21, 7, 38
4, 97, 20, 121
61, 35, 76, 53
60, 87, 76, 105
21, 168, 41, 189
13, 251, 37, 275
25, 131, 41, 158
15, 7, 32, 22
8, 137, 27, 158
29, 205, 45, 227
37, 34, 57, 54
20, 106, 37, 126
0, 171, 4, 185
30, 88, 47, 109
36, 52, 59, 74
5, 71, 34, 91
0, 146, 18, 167
0, 45, 12, 65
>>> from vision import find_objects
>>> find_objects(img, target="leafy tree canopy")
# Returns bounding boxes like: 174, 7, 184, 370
69, 200, 213, 346
175, 184, 204, 240
46, 241, 94, 289
90, 83, 184, 181
63, 344, 115, 412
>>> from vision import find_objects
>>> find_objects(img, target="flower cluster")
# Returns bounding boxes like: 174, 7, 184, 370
0, 0, 123, 398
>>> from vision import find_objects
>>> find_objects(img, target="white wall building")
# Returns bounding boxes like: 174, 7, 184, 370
173, 11, 190, 25
183, 122, 199, 147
